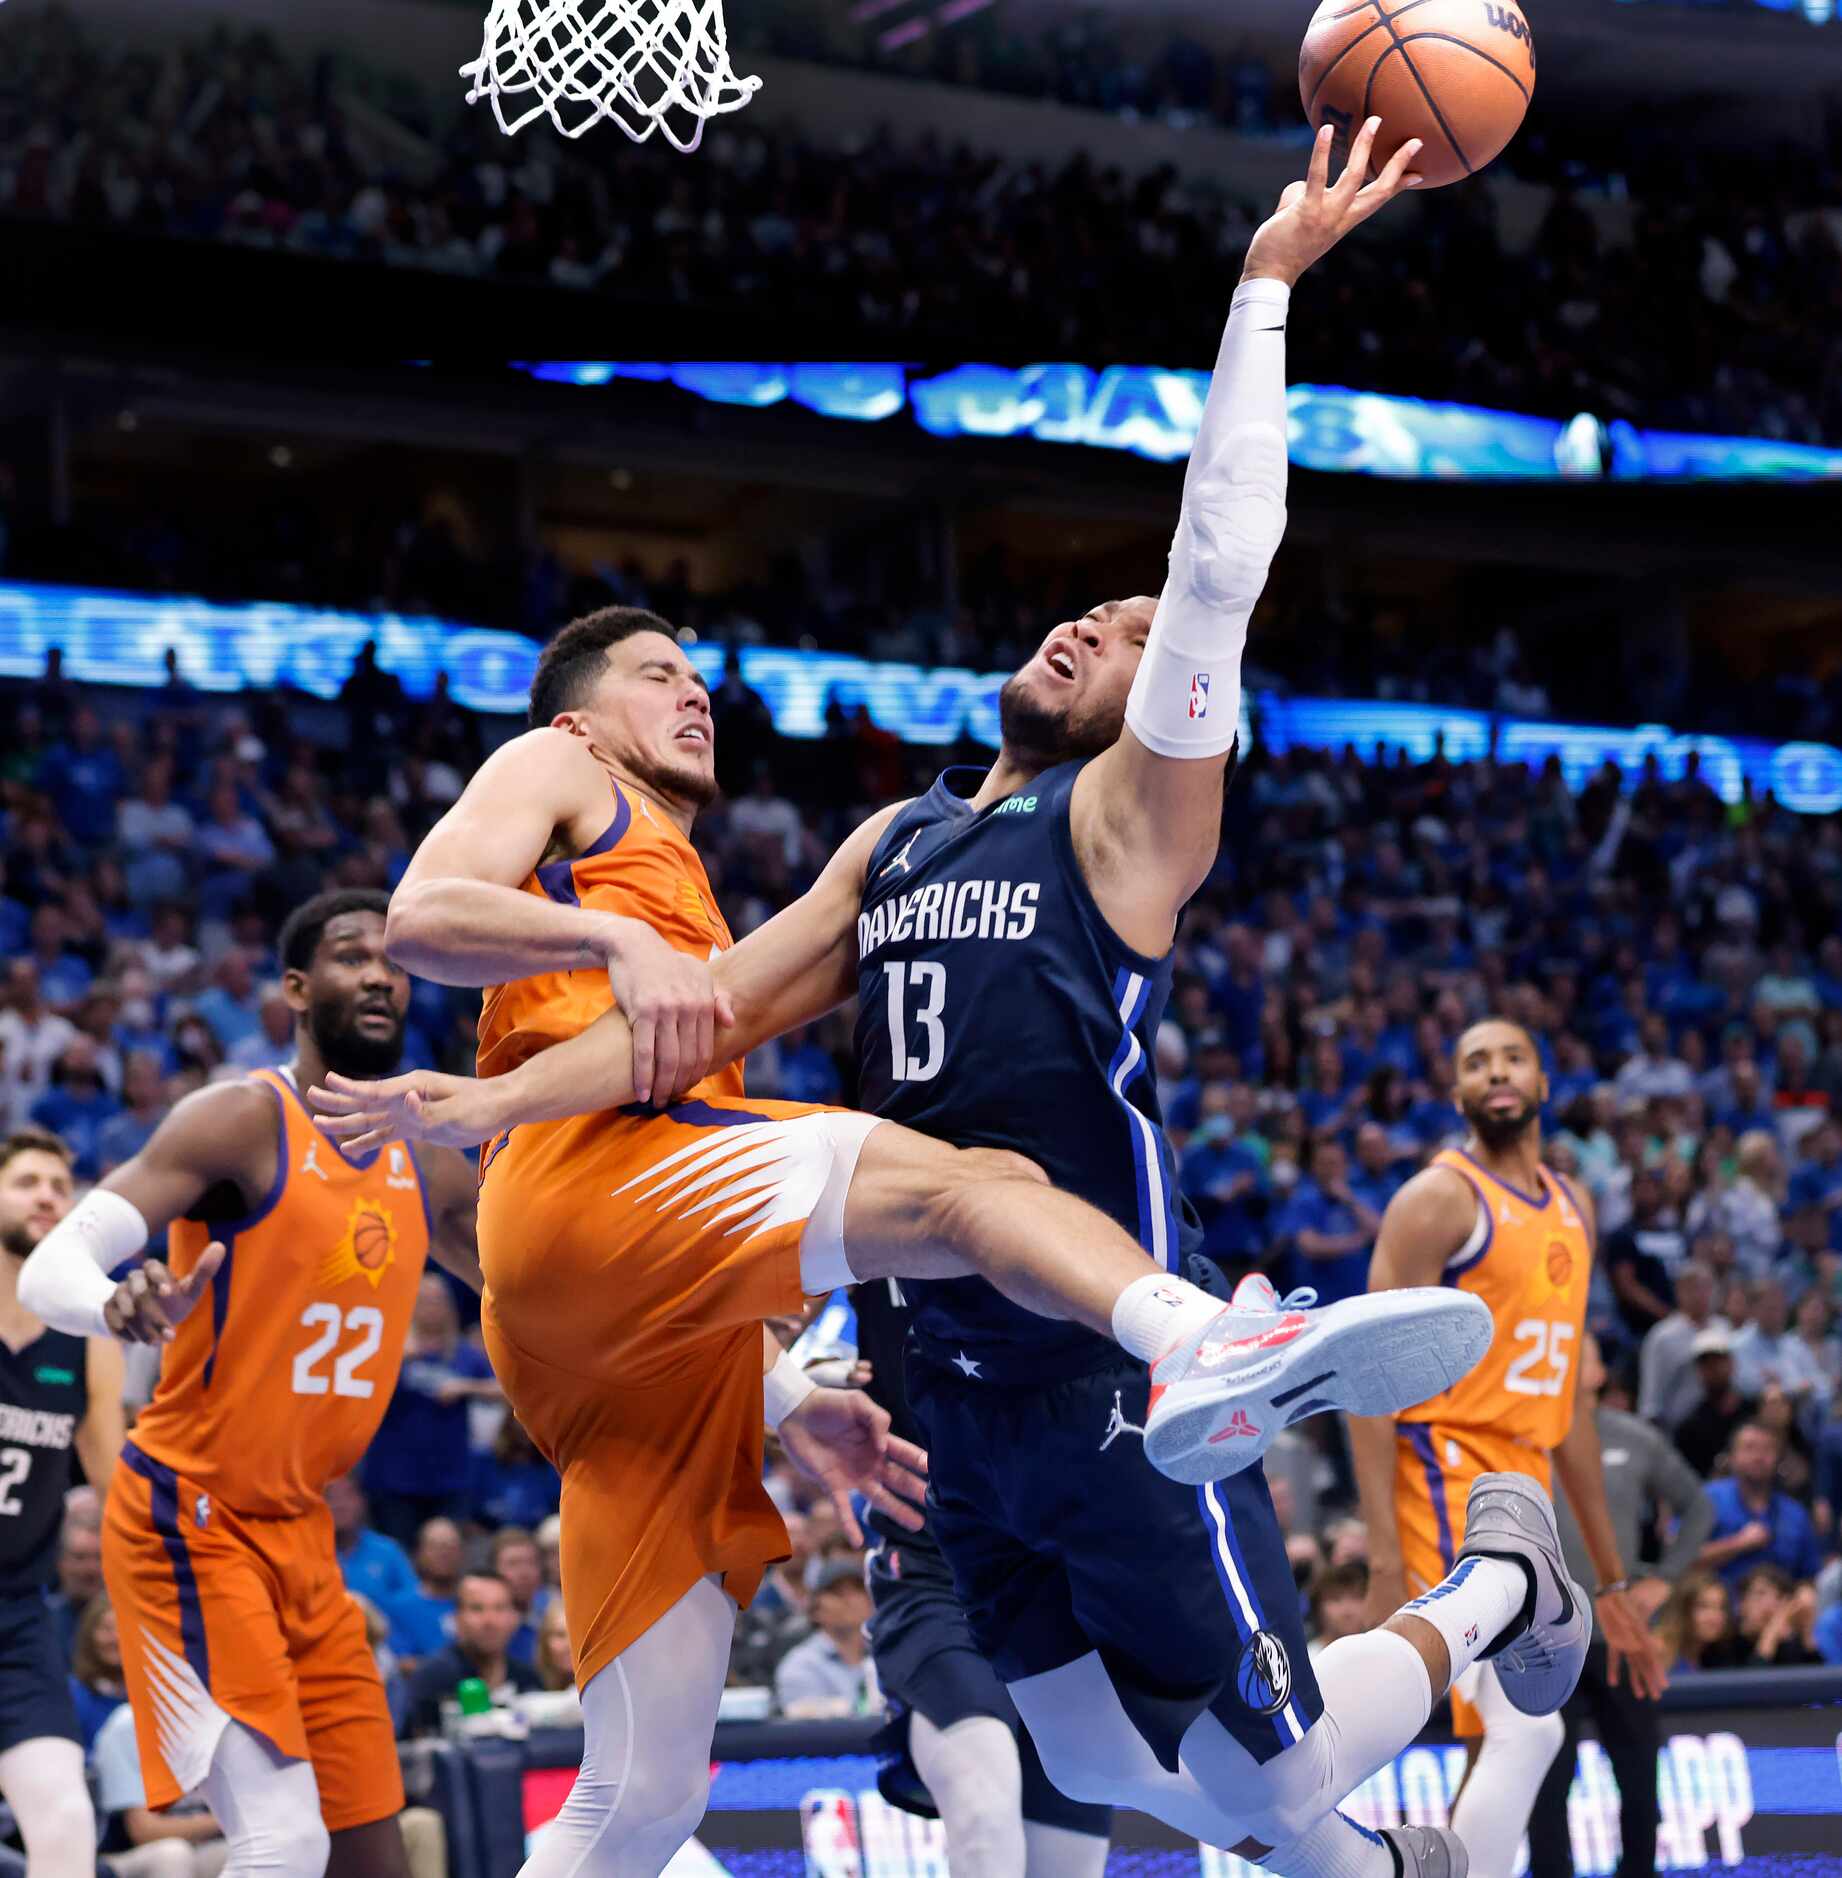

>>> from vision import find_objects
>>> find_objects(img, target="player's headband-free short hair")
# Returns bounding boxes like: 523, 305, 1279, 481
528, 606, 681, 729
0, 1127, 74, 1176
277, 888, 391, 974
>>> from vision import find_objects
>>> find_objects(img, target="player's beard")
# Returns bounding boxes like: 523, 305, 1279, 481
310, 996, 408, 1080
997, 672, 1119, 768
1460, 1090, 1540, 1151
0, 1221, 41, 1261
632, 747, 719, 812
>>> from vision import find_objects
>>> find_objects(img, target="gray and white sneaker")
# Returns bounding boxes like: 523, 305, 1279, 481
1381, 1823, 1469, 1878
1454, 1470, 1591, 1716
1142, 1285, 1493, 1485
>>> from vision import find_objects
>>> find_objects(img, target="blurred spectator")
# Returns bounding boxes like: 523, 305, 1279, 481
399, 1572, 542, 1738
391, 1517, 465, 1663
1698, 1422, 1823, 1590
536, 1600, 576, 1694
1306, 1562, 1369, 1662
29, 1039, 122, 1179
1675, 1331, 1758, 1480
488, 1526, 547, 1666
67, 1592, 126, 1754
96, 1052, 170, 1175
1733, 1277, 1830, 1410
1735, 1565, 1823, 1668
536, 1513, 563, 1598
0, 961, 79, 1127
46, 1487, 105, 1666
473, 1414, 562, 1533
773, 1558, 876, 1718
362, 1277, 500, 1548
1640, 1265, 1732, 1431
1276, 1136, 1380, 1305
326, 1473, 421, 1639
1659, 1571, 1744, 1673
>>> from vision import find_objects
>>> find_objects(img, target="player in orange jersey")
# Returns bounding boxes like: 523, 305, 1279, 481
1351, 1018, 1669, 1878
18, 890, 483, 1878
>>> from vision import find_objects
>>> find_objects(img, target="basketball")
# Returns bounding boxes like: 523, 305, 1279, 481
352, 1213, 392, 1271
1300, 0, 1536, 190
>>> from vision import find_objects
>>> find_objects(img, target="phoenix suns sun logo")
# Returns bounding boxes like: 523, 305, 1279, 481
318, 1198, 398, 1290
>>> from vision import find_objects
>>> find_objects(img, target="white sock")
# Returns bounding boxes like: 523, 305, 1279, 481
1262, 1809, 1397, 1878
1111, 1273, 1224, 1364
1396, 1555, 1529, 1693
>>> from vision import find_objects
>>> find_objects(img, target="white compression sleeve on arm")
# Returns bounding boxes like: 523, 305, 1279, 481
1124, 275, 1289, 760
16, 1188, 149, 1338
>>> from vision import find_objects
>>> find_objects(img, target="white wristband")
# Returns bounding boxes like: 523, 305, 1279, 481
764, 1349, 817, 1431
17, 1188, 152, 1339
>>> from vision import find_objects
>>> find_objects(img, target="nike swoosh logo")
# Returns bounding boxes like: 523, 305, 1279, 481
1253, 322, 1288, 332
1547, 1557, 1575, 1626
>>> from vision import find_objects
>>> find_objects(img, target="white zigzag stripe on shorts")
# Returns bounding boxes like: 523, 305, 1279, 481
613, 1116, 834, 1244
138, 1628, 233, 1794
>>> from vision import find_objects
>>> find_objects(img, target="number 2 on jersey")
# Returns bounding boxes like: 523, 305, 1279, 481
0, 1446, 30, 1516
1504, 1318, 1574, 1397
884, 960, 947, 1082
291, 1304, 384, 1399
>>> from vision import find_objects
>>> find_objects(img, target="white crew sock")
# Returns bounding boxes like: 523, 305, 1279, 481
1262, 1810, 1398, 1878
1111, 1273, 1226, 1364
1396, 1555, 1530, 1693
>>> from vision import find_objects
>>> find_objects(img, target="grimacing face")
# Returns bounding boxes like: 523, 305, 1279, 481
998, 598, 1158, 766
560, 632, 716, 810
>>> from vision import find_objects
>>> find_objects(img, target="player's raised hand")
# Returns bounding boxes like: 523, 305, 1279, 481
777, 1387, 930, 1547
1597, 1585, 1669, 1701
604, 918, 736, 1107
1243, 118, 1424, 289
309, 1068, 500, 1154
104, 1243, 226, 1345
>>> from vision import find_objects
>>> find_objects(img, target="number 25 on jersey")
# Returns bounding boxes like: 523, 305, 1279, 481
1504, 1318, 1574, 1398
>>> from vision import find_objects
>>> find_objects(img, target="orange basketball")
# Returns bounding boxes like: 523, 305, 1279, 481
353, 1214, 391, 1270
1299, 0, 1536, 190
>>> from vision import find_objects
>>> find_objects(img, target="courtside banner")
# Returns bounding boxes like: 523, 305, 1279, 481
490, 1685, 1842, 1876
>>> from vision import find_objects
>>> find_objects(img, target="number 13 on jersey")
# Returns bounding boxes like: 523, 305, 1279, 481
884, 961, 947, 1083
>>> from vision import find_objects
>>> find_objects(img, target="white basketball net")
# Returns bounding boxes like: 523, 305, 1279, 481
463, 0, 761, 150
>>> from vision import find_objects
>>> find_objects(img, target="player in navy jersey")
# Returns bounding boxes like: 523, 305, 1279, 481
0, 1129, 124, 1878
319, 122, 1592, 1878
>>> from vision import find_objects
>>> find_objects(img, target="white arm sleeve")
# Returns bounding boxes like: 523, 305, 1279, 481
16, 1188, 150, 1338
764, 1348, 818, 1431
1124, 275, 1290, 760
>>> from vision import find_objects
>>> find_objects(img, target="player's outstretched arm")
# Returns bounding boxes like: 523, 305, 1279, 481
1071, 117, 1423, 957
1351, 1164, 1476, 1627
18, 1082, 276, 1343
312, 802, 909, 1151
388, 727, 727, 1104
415, 1146, 485, 1294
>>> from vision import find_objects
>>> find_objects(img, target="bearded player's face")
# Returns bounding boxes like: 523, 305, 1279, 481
999, 597, 1157, 766
291, 911, 410, 1079
1453, 1020, 1547, 1149
579, 632, 717, 810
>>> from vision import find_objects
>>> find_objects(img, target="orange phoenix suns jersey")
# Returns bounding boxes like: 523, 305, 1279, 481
129, 1069, 431, 1516
1407, 1146, 1594, 1452
477, 781, 737, 1098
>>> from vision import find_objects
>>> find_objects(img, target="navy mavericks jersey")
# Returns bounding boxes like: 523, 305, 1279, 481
855, 760, 1187, 1380
0, 1327, 88, 1594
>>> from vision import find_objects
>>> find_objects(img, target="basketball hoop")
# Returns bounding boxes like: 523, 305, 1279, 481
462, 0, 761, 150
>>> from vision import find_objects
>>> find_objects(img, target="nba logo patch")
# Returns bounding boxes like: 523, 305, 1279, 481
194, 1494, 211, 1529
1188, 672, 1209, 720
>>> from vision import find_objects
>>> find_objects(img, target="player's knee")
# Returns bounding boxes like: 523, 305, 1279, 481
921, 1147, 1047, 1251
1028, 1734, 1123, 1808
17, 1779, 96, 1857
620, 1758, 711, 1846
235, 1808, 329, 1877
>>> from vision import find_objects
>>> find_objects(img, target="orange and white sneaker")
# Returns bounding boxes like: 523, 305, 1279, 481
1142, 1284, 1494, 1485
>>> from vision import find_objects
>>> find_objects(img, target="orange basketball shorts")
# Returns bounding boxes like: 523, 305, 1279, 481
1393, 1420, 1552, 1737
104, 1442, 403, 1827
477, 1097, 881, 1692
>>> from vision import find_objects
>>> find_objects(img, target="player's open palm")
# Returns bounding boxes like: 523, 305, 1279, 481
309, 1069, 499, 1154
779, 1388, 929, 1547
104, 1243, 227, 1345
1598, 1585, 1669, 1701
1243, 117, 1424, 288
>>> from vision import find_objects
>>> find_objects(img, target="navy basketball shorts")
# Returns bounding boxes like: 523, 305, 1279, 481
0, 1589, 82, 1754
907, 1348, 1324, 1773
866, 1523, 1111, 1836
